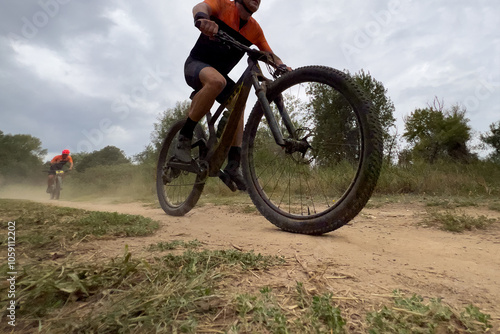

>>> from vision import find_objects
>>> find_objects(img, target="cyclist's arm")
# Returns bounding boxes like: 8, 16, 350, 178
269, 53, 283, 66
253, 30, 291, 71
193, 2, 218, 36
265, 52, 291, 71
68, 157, 74, 170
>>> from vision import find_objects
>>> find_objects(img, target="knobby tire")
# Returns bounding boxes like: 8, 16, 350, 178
242, 66, 383, 235
156, 120, 206, 216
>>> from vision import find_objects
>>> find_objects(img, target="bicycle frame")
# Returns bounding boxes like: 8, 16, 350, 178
55, 170, 64, 187
199, 32, 297, 178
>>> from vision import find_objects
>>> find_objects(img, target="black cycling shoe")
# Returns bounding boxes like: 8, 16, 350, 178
218, 170, 237, 192
173, 134, 192, 163
223, 167, 247, 191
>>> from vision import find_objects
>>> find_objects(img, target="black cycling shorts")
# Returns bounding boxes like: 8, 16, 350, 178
48, 163, 66, 175
184, 56, 235, 104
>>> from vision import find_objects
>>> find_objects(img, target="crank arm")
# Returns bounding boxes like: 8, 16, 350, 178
167, 159, 202, 174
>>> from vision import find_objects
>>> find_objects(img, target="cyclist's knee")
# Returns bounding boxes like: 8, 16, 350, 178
200, 68, 226, 94
207, 75, 226, 94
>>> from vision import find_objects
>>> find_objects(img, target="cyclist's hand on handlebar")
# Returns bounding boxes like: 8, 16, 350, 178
266, 53, 292, 72
278, 63, 292, 72
195, 19, 219, 38
273, 63, 292, 77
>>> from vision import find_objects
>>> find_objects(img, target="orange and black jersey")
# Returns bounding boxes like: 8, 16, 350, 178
51, 155, 73, 170
189, 0, 272, 75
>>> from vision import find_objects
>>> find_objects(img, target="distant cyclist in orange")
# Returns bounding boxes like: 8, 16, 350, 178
47, 149, 73, 193
175, 0, 289, 191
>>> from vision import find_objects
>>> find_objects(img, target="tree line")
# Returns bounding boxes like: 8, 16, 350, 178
0, 131, 130, 184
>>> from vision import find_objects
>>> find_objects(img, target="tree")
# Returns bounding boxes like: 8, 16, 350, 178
481, 121, 500, 162
76, 145, 130, 172
306, 69, 396, 165
151, 101, 190, 151
351, 69, 396, 150
69, 152, 91, 167
403, 99, 472, 163
307, 82, 359, 165
0, 130, 47, 182
135, 101, 190, 165
133, 144, 157, 165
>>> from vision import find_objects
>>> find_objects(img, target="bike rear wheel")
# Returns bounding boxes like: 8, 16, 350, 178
156, 120, 207, 216
242, 66, 383, 235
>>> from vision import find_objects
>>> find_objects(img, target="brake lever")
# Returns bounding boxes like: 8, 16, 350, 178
273, 64, 289, 78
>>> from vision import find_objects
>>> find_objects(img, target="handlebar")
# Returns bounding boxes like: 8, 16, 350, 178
195, 21, 287, 76
215, 30, 267, 58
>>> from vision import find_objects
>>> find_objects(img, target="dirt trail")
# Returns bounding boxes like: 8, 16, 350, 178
2, 189, 500, 329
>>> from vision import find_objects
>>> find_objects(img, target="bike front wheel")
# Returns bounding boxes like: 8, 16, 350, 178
242, 66, 383, 235
156, 120, 207, 216
51, 179, 61, 200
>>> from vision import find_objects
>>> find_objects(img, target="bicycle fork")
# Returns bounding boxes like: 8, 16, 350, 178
252, 74, 311, 156
252, 74, 287, 147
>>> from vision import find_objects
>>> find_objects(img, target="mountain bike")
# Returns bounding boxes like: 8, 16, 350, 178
48, 170, 69, 200
156, 30, 383, 235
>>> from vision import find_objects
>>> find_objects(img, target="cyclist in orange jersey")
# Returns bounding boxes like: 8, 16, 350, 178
46, 149, 73, 193
175, 0, 289, 191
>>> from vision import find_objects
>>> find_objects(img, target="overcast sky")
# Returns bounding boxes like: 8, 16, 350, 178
1, 0, 499, 160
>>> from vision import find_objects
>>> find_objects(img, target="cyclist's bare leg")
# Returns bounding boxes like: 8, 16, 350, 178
188, 67, 226, 122
175, 67, 226, 162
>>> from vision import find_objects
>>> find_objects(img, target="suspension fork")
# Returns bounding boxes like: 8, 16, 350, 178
252, 74, 298, 146
273, 94, 297, 140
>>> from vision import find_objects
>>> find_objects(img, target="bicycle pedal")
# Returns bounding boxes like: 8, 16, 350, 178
218, 170, 237, 192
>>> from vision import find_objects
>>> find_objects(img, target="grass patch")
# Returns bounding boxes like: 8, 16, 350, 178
421, 209, 496, 232
0, 248, 285, 333
147, 239, 203, 251
0, 244, 493, 333
364, 195, 418, 209
425, 198, 479, 208
366, 291, 492, 333
0, 199, 159, 259
231, 283, 346, 333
